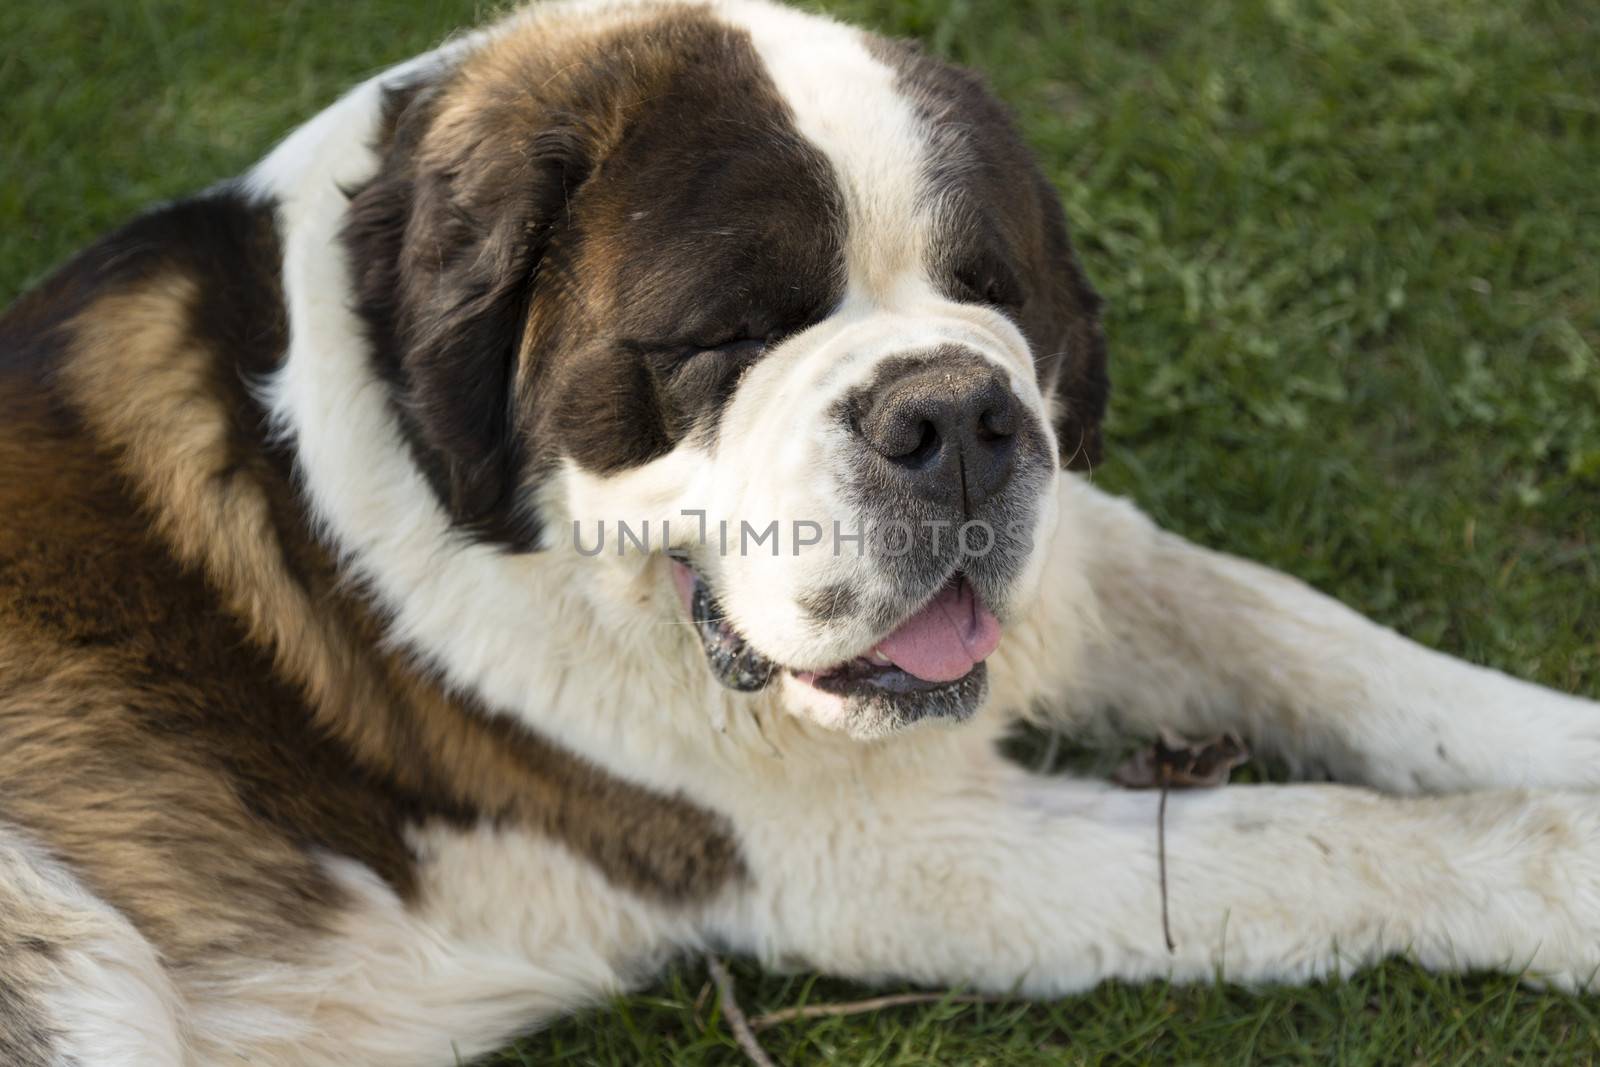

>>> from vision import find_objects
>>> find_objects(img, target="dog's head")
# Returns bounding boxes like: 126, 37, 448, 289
344, 0, 1107, 739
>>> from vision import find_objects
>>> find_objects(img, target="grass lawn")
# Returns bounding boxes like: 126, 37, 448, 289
5, 0, 1598, 1062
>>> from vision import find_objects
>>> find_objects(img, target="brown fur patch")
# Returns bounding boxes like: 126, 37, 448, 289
0, 823, 179, 1066
0, 882, 64, 1067
344, 8, 845, 546
0, 188, 744, 972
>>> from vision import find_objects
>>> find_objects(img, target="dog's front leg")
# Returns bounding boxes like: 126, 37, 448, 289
993, 473, 1599, 793
717, 761, 1600, 993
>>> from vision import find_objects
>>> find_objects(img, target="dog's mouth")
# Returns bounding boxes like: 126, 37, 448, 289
669, 556, 1001, 727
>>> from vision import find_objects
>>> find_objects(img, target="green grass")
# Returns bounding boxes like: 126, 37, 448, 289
5, 0, 1598, 1062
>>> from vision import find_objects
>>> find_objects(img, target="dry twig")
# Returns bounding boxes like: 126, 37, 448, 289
706, 956, 778, 1067
751, 991, 1004, 1030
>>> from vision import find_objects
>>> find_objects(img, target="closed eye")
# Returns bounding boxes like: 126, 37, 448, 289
692, 337, 766, 360
953, 261, 1024, 311
631, 334, 771, 380
633, 315, 821, 372
673, 327, 785, 364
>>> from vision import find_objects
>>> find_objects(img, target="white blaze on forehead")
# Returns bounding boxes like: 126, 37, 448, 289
719, 0, 934, 299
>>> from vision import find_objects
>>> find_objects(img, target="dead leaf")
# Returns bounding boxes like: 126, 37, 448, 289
1111, 728, 1250, 790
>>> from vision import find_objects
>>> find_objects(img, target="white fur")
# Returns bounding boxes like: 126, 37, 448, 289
713, 756, 1600, 994
119, 0, 1600, 1061
726, 0, 935, 297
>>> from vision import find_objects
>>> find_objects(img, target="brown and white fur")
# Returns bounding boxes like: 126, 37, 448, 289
1, 1, 1597, 1064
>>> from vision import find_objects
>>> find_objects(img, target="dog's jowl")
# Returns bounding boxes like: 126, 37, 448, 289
1, 2, 1597, 1064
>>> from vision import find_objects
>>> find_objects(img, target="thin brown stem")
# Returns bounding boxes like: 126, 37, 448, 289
1159, 765, 1175, 953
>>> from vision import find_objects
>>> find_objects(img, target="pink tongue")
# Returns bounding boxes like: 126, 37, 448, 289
874, 579, 1001, 684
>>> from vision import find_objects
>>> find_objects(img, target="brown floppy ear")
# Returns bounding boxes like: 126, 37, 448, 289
341, 79, 593, 551
1025, 170, 1110, 472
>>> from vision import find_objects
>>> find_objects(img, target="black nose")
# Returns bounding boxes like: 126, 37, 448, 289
856, 359, 1020, 512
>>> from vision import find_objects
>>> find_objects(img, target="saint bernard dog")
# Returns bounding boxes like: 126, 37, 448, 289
1, 0, 1597, 1063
